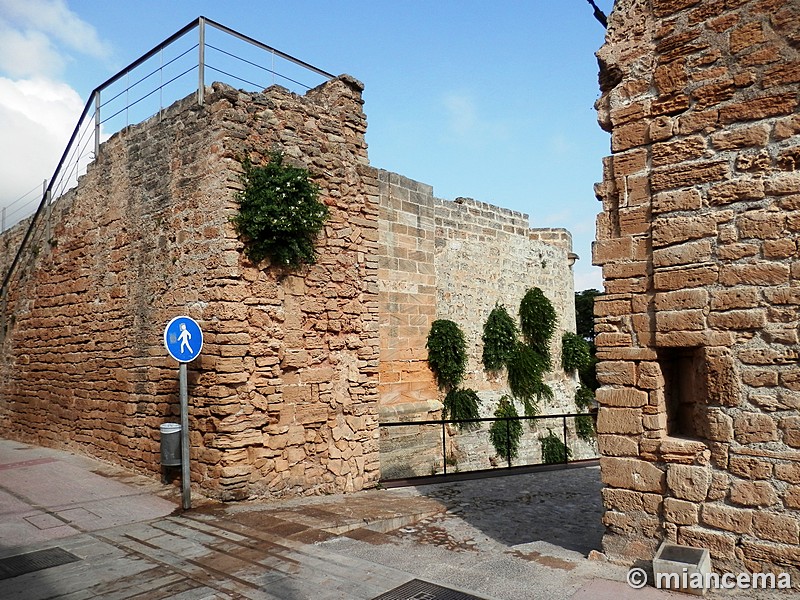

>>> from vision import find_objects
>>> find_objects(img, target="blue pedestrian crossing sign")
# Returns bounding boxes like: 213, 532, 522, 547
164, 316, 203, 363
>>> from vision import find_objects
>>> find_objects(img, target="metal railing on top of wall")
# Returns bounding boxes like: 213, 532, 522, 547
1, 16, 335, 304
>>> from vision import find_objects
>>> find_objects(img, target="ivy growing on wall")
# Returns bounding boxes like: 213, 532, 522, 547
443, 388, 481, 429
540, 429, 572, 464
426, 319, 468, 391
561, 331, 592, 373
426, 319, 481, 429
506, 342, 552, 417
233, 152, 329, 268
480, 287, 558, 461
519, 286, 557, 360
489, 395, 522, 461
564, 290, 603, 444
574, 384, 596, 441
481, 304, 518, 372
483, 287, 556, 418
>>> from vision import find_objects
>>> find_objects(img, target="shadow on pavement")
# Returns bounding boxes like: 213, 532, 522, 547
411, 464, 605, 555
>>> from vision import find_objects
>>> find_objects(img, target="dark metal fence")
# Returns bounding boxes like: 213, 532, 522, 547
379, 411, 598, 480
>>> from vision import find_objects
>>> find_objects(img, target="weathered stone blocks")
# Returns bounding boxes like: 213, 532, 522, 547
598, 408, 644, 435
664, 497, 699, 525
602, 457, 666, 493
730, 480, 779, 508
595, 5, 800, 576
667, 465, 711, 502
701, 503, 753, 534
0, 77, 384, 501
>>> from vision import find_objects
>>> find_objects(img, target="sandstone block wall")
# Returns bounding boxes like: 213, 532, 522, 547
1, 65, 583, 494
378, 171, 584, 476
594, 0, 800, 578
0, 76, 381, 500
377, 171, 438, 414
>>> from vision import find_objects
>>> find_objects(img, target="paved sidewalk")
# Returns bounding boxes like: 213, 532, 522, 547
0, 439, 790, 599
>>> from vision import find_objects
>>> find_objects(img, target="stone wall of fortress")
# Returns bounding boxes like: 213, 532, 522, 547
0, 77, 381, 501
0, 74, 580, 498
594, 0, 800, 579
377, 171, 582, 477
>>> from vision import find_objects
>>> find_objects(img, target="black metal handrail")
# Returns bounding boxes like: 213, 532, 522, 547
380, 411, 597, 476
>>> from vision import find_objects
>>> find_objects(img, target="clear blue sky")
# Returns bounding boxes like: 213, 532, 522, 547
0, 0, 614, 290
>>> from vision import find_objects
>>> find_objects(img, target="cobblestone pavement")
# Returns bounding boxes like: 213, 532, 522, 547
1, 440, 795, 599
409, 464, 606, 555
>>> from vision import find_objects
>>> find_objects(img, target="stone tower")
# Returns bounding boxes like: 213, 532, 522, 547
594, 0, 800, 578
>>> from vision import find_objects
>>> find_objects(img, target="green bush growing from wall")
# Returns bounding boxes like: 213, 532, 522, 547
426, 319, 468, 391
427, 319, 481, 428
506, 342, 552, 417
233, 152, 329, 268
481, 304, 519, 372
489, 395, 523, 461
540, 429, 572, 464
561, 331, 592, 373
566, 290, 603, 444
519, 286, 557, 360
443, 388, 482, 430
574, 383, 596, 441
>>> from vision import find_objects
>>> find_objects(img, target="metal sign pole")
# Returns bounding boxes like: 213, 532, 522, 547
179, 362, 191, 510
164, 315, 202, 511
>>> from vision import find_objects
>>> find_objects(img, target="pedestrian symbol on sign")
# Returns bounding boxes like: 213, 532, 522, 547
164, 316, 203, 363
178, 323, 193, 354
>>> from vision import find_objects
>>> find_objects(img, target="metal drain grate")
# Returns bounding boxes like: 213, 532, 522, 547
372, 579, 488, 600
0, 547, 81, 580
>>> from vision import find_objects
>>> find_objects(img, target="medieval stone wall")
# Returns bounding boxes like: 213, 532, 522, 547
0, 76, 381, 501
378, 173, 579, 410
377, 171, 584, 476
0, 67, 583, 496
377, 171, 438, 416
594, 0, 800, 578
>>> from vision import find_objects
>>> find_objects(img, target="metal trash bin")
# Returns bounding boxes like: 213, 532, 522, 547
160, 423, 182, 467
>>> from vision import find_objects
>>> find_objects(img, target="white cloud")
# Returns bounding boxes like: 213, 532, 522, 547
0, 0, 110, 61
574, 266, 603, 293
0, 1, 112, 221
550, 133, 573, 156
443, 93, 478, 136
441, 92, 509, 141
0, 77, 86, 223
0, 23, 64, 78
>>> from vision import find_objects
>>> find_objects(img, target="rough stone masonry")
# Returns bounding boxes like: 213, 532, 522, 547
0, 70, 579, 498
376, 170, 582, 477
594, 0, 800, 581
0, 76, 382, 501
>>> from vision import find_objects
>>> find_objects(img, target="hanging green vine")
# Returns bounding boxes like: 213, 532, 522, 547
519, 287, 557, 359
426, 319, 468, 390
574, 383, 596, 441
506, 342, 551, 416
489, 395, 523, 460
443, 388, 482, 430
569, 290, 602, 445
480, 287, 557, 446
482, 303, 519, 372
427, 319, 481, 426
561, 331, 592, 373
575, 414, 595, 441
575, 383, 595, 411
540, 429, 572, 464
233, 152, 329, 268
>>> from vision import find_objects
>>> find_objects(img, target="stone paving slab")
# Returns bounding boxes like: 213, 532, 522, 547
1, 439, 796, 599
0, 441, 177, 559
